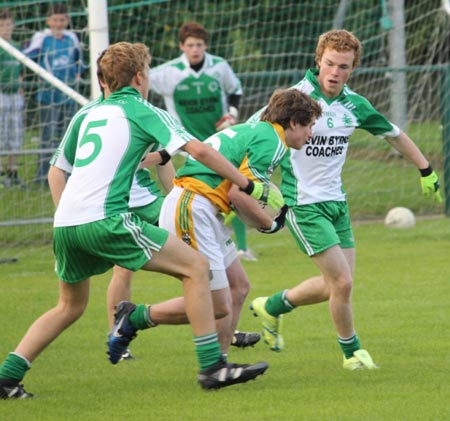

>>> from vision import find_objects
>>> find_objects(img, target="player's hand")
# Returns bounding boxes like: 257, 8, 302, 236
239, 179, 285, 209
250, 182, 285, 210
215, 106, 238, 131
259, 205, 289, 234
420, 169, 442, 202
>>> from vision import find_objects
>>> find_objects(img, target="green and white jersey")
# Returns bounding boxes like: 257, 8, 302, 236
0, 40, 22, 93
128, 143, 164, 209
150, 52, 242, 140
51, 94, 164, 212
174, 121, 287, 212
51, 95, 103, 174
52, 87, 192, 227
250, 69, 400, 206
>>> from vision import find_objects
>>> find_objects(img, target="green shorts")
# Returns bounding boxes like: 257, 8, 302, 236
130, 196, 164, 226
53, 212, 169, 283
286, 201, 354, 256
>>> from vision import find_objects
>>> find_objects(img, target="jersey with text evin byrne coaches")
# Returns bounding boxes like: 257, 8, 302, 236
53, 87, 192, 227
276, 69, 400, 206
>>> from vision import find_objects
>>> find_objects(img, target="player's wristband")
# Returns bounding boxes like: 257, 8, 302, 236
158, 149, 171, 166
419, 165, 433, 177
239, 179, 254, 195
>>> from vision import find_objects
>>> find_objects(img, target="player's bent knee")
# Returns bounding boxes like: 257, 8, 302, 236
332, 276, 353, 298
211, 289, 232, 319
212, 304, 231, 320
112, 265, 134, 284
58, 301, 87, 324
188, 252, 210, 276
230, 278, 250, 301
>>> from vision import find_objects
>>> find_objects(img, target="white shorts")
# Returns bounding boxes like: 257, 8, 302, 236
159, 186, 238, 290
0, 93, 24, 150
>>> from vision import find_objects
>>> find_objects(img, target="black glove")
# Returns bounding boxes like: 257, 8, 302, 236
258, 205, 288, 234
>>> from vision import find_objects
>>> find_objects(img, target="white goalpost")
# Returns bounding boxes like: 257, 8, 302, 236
87, 0, 109, 99
0, 0, 109, 105
443, 0, 450, 15
0, 0, 108, 261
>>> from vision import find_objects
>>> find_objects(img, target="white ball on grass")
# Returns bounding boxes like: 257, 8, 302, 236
384, 207, 416, 229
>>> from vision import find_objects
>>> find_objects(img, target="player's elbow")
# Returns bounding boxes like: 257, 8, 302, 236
183, 139, 211, 162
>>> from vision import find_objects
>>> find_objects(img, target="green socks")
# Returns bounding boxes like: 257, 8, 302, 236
265, 289, 296, 317
129, 306, 222, 371
129, 304, 156, 329
0, 353, 31, 382
194, 333, 222, 371
338, 334, 361, 358
232, 217, 247, 250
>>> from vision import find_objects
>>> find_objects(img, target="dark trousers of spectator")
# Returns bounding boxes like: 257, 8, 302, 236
35, 101, 77, 184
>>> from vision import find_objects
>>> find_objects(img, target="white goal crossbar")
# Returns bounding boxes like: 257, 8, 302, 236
443, 0, 450, 14
0, 36, 89, 106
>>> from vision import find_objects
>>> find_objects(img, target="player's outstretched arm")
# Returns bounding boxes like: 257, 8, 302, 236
386, 131, 442, 202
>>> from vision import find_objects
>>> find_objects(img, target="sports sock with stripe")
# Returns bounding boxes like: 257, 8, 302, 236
194, 332, 222, 371
265, 289, 296, 316
0, 353, 31, 382
129, 304, 156, 329
338, 333, 361, 358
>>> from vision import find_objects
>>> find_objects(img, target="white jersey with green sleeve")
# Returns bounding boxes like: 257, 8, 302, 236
149, 52, 242, 140
51, 95, 164, 211
50, 96, 102, 174
250, 69, 400, 206
128, 142, 164, 209
53, 87, 192, 227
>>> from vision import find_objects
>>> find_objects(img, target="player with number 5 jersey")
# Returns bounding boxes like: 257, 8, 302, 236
0, 42, 279, 398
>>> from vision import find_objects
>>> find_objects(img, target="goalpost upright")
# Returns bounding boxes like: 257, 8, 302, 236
87, 0, 109, 99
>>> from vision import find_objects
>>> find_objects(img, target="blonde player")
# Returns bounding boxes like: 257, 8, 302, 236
249, 29, 441, 369
0, 42, 278, 398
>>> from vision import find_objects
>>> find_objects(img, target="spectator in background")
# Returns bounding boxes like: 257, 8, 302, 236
149, 22, 258, 263
0, 9, 25, 188
23, 3, 84, 185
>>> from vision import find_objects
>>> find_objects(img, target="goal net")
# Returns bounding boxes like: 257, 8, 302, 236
1, 0, 449, 259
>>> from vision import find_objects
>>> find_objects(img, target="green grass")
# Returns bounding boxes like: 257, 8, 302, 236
1, 218, 449, 420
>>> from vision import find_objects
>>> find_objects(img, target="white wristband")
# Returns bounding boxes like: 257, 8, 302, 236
228, 106, 238, 119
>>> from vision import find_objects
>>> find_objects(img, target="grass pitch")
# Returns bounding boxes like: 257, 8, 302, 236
1, 217, 449, 420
